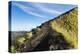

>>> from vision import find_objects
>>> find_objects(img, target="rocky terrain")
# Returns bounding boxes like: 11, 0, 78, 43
9, 7, 78, 53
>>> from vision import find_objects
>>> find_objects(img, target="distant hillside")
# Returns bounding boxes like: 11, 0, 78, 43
9, 7, 78, 53
10, 31, 27, 40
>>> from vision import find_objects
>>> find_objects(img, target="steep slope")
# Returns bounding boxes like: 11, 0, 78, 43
50, 7, 78, 48
21, 7, 77, 52
9, 7, 78, 53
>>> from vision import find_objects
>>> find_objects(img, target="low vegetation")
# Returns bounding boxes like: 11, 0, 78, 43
50, 7, 78, 48
9, 7, 78, 53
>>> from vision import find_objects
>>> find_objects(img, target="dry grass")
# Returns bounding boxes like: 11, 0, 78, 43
50, 7, 78, 48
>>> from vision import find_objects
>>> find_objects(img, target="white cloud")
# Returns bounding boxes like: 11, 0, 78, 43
13, 2, 46, 18
13, 2, 62, 18
32, 3, 62, 14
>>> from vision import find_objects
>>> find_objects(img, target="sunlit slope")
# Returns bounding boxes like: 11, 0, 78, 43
50, 7, 78, 48
9, 7, 78, 53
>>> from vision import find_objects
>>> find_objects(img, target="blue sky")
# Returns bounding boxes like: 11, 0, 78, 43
10, 1, 77, 31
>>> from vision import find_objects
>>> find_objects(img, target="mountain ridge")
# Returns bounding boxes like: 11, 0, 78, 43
9, 7, 78, 52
